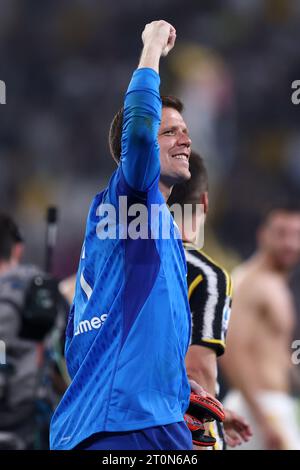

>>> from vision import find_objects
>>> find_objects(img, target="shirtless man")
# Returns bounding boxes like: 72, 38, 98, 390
221, 204, 300, 450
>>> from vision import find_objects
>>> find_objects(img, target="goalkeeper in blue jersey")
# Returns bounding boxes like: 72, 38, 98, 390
50, 20, 221, 450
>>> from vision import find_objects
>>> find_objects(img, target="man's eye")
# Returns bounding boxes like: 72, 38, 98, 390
163, 130, 174, 135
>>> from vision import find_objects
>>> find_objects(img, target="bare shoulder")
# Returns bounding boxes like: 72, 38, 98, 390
232, 262, 267, 298
231, 263, 251, 289
229, 264, 266, 323
231, 262, 292, 316
237, 266, 294, 320
229, 261, 295, 337
258, 271, 294, 307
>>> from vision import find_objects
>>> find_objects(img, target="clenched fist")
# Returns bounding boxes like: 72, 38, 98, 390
142, 20, 176, 57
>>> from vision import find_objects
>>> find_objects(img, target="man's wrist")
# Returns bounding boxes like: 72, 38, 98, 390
138, 43, 163, 72
142, 41, 164, 55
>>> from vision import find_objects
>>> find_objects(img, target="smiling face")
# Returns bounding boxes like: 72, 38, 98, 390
158, 106, 192, 187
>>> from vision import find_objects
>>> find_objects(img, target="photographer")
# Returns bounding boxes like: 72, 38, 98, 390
0, 213, 66, 449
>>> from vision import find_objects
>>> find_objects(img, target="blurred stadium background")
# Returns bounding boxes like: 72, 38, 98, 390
0, 0, 299, 331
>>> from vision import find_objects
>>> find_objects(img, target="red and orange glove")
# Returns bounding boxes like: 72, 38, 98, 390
184, 392, 225, 447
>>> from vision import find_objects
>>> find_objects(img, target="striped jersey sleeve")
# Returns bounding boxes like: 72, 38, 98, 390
184, 243, 232, 356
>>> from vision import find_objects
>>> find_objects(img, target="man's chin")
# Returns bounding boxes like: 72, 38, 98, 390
160, 169, 191, 187
179, 169, 191, 182
174, 169, 191, 183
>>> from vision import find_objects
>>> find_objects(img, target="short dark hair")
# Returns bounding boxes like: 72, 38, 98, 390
258, 201, 300, 230
0, 214, 23, 261
108, 95, 184, 164
167, 150, 208, 210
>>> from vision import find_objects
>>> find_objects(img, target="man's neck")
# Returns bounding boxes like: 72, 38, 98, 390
159, 181, 173, 202
181, 213, 206, 247
181, 231, 196, 245
253, 252, 290, 279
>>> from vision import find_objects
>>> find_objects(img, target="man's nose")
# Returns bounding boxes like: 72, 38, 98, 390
178, 132, 191, 147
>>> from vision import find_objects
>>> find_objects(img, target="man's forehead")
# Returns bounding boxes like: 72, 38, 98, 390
161, 106, 186, 126
269, 212, 300, 228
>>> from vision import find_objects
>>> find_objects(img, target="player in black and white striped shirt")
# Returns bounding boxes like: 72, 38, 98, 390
184, 244, 232, 358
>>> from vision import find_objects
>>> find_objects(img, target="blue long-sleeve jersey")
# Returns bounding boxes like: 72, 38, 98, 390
50, 68, 191, 450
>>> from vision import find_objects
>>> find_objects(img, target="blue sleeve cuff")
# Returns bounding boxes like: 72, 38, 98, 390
127, 68, 160, 94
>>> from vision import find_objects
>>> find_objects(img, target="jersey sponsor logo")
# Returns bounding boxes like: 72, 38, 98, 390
222, 297, 231, 340
74, 314, 107, 336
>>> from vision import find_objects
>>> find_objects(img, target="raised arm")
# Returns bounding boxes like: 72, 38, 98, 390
120, 21, 176, 192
